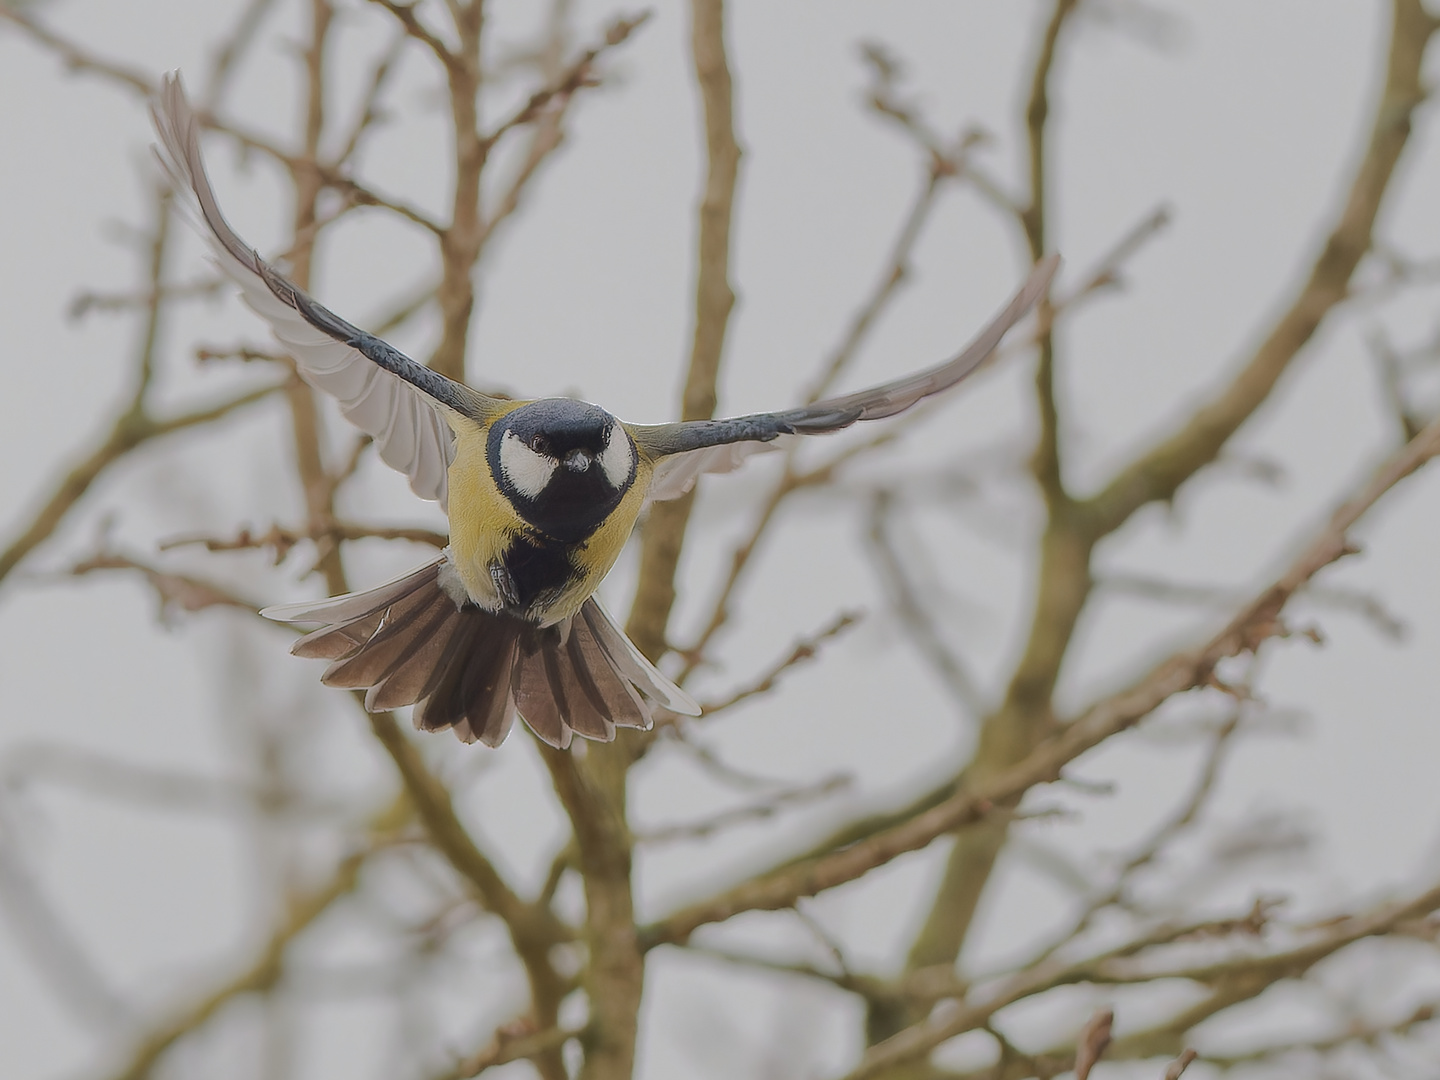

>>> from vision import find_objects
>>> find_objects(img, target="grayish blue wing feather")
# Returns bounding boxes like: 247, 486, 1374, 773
150, 72, 487, 510
637, 255, 1060, 502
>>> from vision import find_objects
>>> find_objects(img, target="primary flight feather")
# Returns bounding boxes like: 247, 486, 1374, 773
150, 72, 1058, 750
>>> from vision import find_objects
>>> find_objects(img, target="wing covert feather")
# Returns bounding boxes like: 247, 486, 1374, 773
645, 439, 790, 503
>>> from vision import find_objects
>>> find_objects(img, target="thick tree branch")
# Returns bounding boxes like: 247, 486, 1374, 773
891, 2, 1436, 1029
626, 0, 742, 663
539, 746, 640, 1080
365, 711, 571, 1024
848, 874, 1440, 1080
1084, 0, 1437, 537
889, 2, 1080, 1030
1023, 0, 1075, 507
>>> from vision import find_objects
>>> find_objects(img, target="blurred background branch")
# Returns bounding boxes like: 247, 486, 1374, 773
4, 0, 1440, 1078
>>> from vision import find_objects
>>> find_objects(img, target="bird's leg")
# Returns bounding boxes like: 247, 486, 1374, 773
490, 562, 520, 609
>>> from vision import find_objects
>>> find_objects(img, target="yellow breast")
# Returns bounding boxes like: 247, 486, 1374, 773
442, 408, 653, 624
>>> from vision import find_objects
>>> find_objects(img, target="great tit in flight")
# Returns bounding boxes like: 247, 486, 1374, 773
151, 74, 1058, 750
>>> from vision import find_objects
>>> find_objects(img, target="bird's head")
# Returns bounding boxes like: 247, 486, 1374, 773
487, 398, 637, 543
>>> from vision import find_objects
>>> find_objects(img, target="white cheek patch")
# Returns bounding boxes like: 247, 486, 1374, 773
499, 430, 558, 498
599, 425, 634, 489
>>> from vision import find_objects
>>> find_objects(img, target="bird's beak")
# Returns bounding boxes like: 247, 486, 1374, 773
564, 449, 593, 473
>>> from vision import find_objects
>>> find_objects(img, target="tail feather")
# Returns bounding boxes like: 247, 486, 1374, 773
320, 581, 452, 689
435, 622, 518, 747
263, 558, 700, 748
365, 606, 465, 711
281, 561, 440, 662
565, 616, 653, 731
558, 630, 619, 742
564, 630, 618, 726
291, 608, 387, 660
406, 606, 488, 724
580, 602, 700, 716
513, 635, 573, 749
263, 559, 438, 624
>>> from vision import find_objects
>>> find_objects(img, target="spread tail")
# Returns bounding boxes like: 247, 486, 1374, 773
261, 559, 700, 748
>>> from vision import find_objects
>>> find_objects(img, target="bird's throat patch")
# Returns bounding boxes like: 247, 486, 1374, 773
495, 533, 576, 617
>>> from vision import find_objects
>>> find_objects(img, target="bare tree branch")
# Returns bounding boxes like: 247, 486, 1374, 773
889, 1, 1081, 1021
643, 410, 1440, 953
7, 4, 1440, 1077
104, 801, 406, 1080
1073, 1008, 1113, 1080
1084, 0, 1437, 537
636, 773, 852, 846
0, 379, 283, 590
0, 6, 153, 94
431, 1022, 582, 1080
626, 0, 742, 665
696, 611, 861, 717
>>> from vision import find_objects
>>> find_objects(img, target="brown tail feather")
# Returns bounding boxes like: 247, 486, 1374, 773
565, 615, 653, 731
431, 620, 518, 747
267, 558, 694, 747
320, 583, 453, 689
513, 635, 572, 748
564, 629, 618, 736
365, 606, 465, 711
291, 608, 387, 660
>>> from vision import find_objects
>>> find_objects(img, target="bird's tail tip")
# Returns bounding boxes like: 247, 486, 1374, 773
272, 559, 697, 748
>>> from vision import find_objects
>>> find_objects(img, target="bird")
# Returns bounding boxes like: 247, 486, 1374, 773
150, 72, 1058, 751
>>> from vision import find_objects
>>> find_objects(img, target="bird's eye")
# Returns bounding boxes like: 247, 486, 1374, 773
529, 435, 551, 456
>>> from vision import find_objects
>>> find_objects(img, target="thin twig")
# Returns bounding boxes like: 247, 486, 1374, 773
1073, 1008, 1113, 1080
333, 32, 408, 167
0, 742, 356, 819
367, 0, 461, 73
1162, 1048, 1198, 1079
159, 520, 447, 563
697, 612, 861, 716
0, 7, 154, 95
202, 0, 278, 108
0, 839, 132, 1032
104, 799, 410, 1080
1027, 714, 1242, 966
0, 381, 283, 589
867, 492, 986, 716
430, 1023, 582, 1080
636, 773, 853, 845
478, 12, 651, 150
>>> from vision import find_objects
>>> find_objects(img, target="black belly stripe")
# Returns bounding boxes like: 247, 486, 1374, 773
501, 534, 578, 616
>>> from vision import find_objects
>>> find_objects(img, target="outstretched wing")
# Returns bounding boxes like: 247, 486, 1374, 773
150, 72, 496, 510
634, 255, 1059, 502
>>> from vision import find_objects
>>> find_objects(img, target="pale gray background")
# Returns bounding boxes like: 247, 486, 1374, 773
3, 1, 1440, 1076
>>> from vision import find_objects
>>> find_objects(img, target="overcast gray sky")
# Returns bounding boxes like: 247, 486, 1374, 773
4, 2, 1440, 1077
